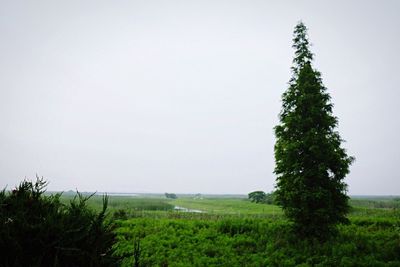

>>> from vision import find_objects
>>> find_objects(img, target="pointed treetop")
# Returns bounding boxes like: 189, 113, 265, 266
292, 22, 313, 75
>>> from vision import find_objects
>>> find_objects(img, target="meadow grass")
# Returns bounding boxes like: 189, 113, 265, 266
59, 195, 174, 212
57, 193, 400, 265
113, 212, 400, 266
169, 197, 282, 216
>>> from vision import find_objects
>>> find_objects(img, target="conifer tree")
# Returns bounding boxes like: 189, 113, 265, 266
274, 22, 354, 238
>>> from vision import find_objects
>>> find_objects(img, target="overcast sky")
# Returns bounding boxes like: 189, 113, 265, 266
1, 0, 399, 194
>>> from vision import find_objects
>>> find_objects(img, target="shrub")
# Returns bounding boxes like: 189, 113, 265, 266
0, 177, 118, 266
165, 193, 178, 199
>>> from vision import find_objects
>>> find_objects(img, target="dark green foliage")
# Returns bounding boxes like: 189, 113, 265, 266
248, 191, 276, 204
0, 177, 118, 267
264, 191, 277, 205
274, 22, 354, 239
113, 209, 129, 220
248, 191, 267, 203
165, 193, 178, 199
132, 238, 141, 267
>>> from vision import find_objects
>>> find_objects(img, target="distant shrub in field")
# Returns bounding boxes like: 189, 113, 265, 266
113, 208, 129, 220
248, 191, 267, 203
248, 191, 276, 204
165, 192, 178, 199
0, 177, 118, 267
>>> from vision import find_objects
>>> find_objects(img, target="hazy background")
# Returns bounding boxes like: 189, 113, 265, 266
1, 0, 399, 194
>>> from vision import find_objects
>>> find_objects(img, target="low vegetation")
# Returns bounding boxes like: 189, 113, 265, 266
113, 215, 400, 266
99, 194, 400, 266
2, 180, 399, 266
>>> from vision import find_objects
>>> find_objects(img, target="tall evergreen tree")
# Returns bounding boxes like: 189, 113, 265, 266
274, 22, 354, 239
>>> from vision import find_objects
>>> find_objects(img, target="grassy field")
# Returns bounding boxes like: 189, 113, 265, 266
59, 194, 175, 212
114, 217, 400, 266
170, 198, 282, 216
57, 193, 400, 266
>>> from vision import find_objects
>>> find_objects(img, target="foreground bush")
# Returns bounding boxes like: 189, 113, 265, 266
0, 178, 118, 267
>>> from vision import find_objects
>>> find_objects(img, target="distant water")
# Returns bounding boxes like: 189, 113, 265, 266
174, 206, 202, 213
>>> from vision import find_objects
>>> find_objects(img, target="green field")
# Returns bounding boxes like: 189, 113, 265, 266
59, 194, 400, 266
5, 186, 400, 266
171, 198, 282, 216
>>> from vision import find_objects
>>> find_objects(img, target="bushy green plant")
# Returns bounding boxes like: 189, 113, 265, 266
248, 191, 267, 203
0, 177, 118, 267
113, 208, 129, 220
165, 193, 178, 199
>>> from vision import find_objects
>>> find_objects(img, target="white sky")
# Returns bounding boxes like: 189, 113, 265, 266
1, 0, 399, 194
